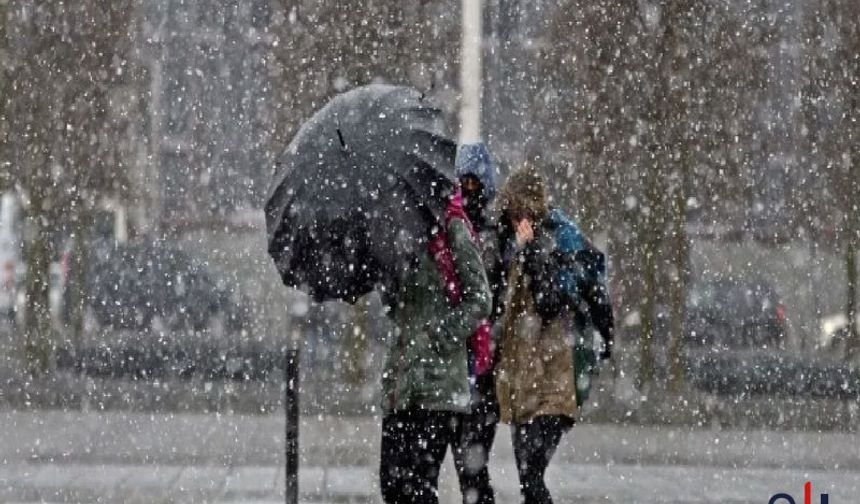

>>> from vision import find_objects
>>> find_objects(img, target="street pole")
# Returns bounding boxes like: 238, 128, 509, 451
460, 0, 483, 144
284, 348, 299, 504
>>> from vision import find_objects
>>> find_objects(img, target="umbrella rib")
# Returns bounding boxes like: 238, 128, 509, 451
336, 128, 348, 151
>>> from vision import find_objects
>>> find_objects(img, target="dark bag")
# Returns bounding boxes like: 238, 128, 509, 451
573, 335, 598, 407
514, 208, 614, 407
543, 209, 614, 406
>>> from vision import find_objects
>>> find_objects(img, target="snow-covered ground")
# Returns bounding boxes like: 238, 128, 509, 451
1, 411, 857, 503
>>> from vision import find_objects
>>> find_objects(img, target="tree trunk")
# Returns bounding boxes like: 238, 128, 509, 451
67, 201, 92, 358
667, 186, 689, 392
637, 164, 660, 390
23, 185, 53, 373
846, 239, 858, 361
844, 70, 859, 361
667, 108, 692, 392
638, 231, 657, 390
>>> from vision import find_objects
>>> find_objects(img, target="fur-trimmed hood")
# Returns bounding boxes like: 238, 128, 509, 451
497, 166, 548, 221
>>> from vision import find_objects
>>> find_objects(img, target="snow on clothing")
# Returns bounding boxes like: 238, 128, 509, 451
427, 192, 494, 377
522, 207, 614, 407
380, 409, 461, 504
453, 405, 497, 504
526, 207, 614, 351
543, 208, 614, 358
494, 167, 577, 504
494, 206, 614, 419
460, 214, 503, 419
494, 167, 578, 424
453, 143, 503, 504
380, 196, 491, 504
495, 248, 579, 424
495, 242, 576, 504
380, 410, 497, 504
381, 209, 492, 414
512, 415, 574, 504
454, 217, 502, 504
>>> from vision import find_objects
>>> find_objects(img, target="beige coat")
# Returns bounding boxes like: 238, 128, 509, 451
495, 261, 577, 424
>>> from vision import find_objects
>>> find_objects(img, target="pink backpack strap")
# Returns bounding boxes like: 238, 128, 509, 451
427, 190, 494, 376
428, 190, 477, 305
444, 190, 477, 240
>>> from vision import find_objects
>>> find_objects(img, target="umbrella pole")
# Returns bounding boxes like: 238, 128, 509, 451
460, 0, 483, 144
284, 347, 299, 504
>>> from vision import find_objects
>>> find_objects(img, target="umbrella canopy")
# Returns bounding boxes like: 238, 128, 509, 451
265, 85, 458, 303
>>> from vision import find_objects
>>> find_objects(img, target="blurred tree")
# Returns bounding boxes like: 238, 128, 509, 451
622, 0, 700, 390
663, 0, 773, 384
268, 0, 460, 157
794, 0, 841, 351
655, 0, 699, 392
826, 0, 860, 360
60, 2, 135, 355
541, 0, 776, 390
0, 1, 134, 371
0, 1, 7, 191
796, 0, 830, 238
540, 0, 639, 230
540, 0, 651, 385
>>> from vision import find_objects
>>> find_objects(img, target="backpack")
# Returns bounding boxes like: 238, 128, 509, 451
544, 208, 612, 407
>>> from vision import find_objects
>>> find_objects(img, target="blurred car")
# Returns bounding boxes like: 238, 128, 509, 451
685, 273, 786, 348
818, 313, 860, 351
623, 272, 787, 350
74, 239, 250, 333
685, 349, 860, 399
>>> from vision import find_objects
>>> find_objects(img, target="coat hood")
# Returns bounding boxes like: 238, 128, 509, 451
455, 142, 497, 201
498, 166, 548, 221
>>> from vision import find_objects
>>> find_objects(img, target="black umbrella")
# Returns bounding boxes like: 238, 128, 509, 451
265, 85, 458, 303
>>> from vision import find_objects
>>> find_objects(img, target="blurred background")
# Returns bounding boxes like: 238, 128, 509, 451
0, 0, 858, 430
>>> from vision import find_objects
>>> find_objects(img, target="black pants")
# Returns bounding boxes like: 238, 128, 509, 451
453, 373, 498, 504
380, 409, 463, 504
512, 415, 573, 504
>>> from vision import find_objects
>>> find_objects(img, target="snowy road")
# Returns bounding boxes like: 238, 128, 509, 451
1, 460, 857, 503
0, 411, 857, 503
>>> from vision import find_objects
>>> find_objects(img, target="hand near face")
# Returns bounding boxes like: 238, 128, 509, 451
514, 219, 534, 248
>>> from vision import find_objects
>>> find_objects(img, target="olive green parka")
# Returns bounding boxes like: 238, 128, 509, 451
381, 218, 492, 414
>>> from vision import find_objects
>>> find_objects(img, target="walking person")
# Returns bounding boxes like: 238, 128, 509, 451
380, 186, 492, 504
453, 142, 503, 504
494, 166, 614, 504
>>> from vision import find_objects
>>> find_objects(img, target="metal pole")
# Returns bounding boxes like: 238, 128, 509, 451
285, 348, 299, 504
460, 0, 483, 144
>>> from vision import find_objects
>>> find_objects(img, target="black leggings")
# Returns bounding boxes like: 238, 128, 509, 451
380, 410, 462, 504
454, 372, 498, 504
454, 410, 497, 504
512, 415, 573, 504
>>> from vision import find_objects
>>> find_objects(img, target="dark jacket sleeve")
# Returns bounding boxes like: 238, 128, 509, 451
427, 218, 492, 353
521, 231, 568, 322
576, 247, 615, 349
478, 225, 507, 324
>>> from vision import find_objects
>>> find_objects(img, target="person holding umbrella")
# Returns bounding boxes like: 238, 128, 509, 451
265, 85, 492, 504
494, 166, 614, 504
379, 183, 491, 504
451, 142, 502, 504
